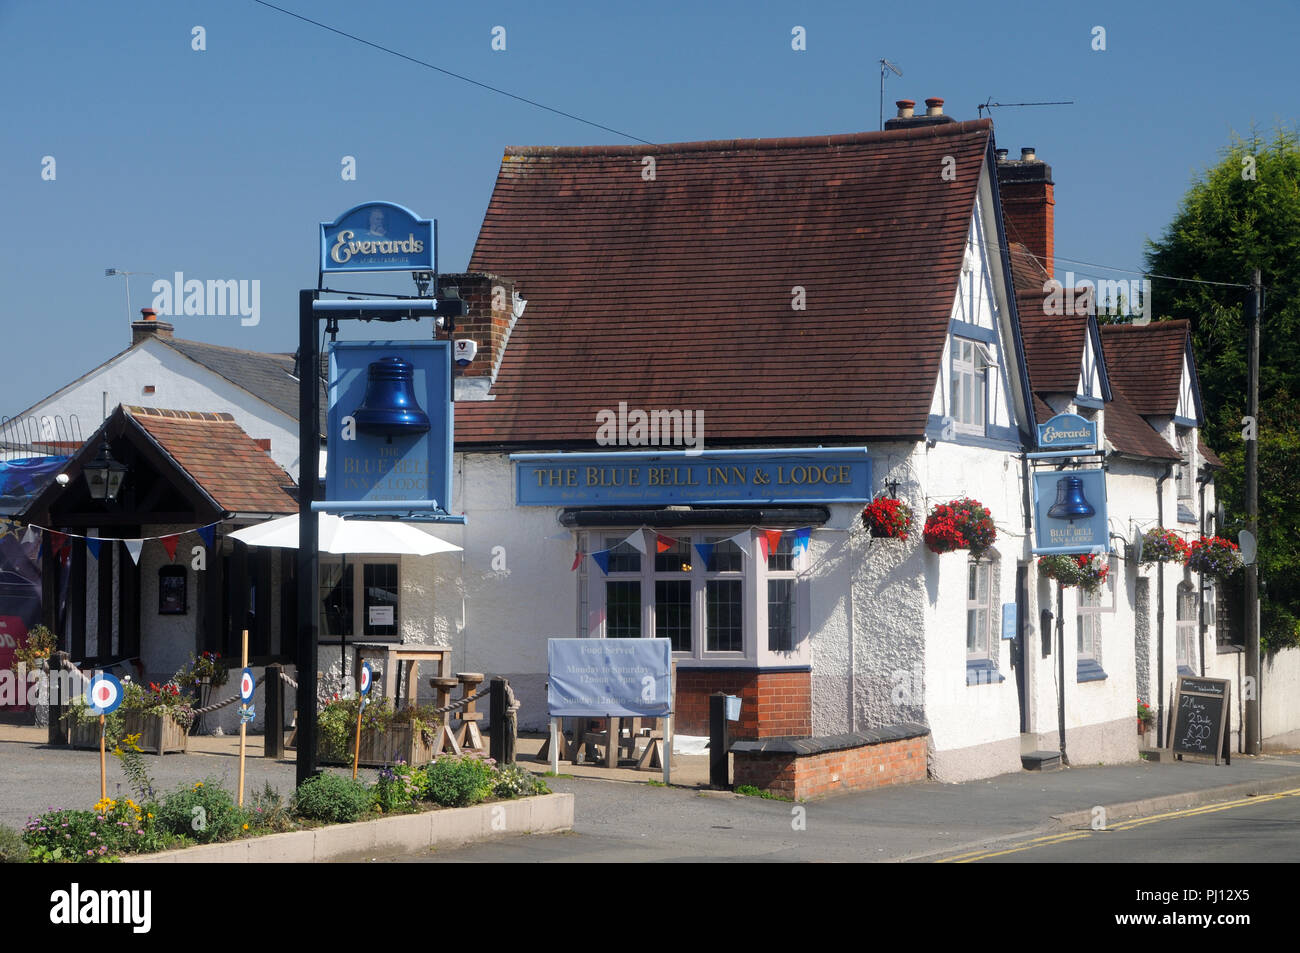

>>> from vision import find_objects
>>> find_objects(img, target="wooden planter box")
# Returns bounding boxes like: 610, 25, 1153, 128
63, 711, 189, 754
319, 723, 433, 767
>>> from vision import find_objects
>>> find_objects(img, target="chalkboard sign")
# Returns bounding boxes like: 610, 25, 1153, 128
1168, 676, 1231, 765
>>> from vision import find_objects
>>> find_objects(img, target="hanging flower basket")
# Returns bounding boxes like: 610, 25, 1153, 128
922, 498, 996, 559
1137, 698, 1155, 735
1038, 553, 1110, 592
1139, 528, 1189, 565
1186, 536, 1243, 577
863, 497, 913, 540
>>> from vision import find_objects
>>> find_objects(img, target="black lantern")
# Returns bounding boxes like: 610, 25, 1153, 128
84, 441, 128, 502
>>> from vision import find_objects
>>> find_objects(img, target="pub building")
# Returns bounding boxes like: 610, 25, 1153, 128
423, 98, 1234, 781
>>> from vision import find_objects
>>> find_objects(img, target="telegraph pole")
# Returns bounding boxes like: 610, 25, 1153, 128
1244, 268, 1261, 756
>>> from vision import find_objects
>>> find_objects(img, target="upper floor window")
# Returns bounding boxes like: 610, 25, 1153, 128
950, 339, 988, 434
1176, 429, 1194, 501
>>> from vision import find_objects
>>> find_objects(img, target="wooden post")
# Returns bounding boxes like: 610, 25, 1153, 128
352, 701, 364, 780
550, 717, 560, 775
489, 677, 508, 765
265, 663, 284, 759
238, 629, 248, 807
99, 714, 107, 801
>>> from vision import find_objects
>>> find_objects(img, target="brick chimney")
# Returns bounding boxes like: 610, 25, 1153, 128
131, 307, 174, 345
997, 146, 1055, 279
884, 97, 956, 130
438, 272, 518, 380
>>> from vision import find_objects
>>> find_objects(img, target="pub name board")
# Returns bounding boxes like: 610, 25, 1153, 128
512, 449, 872, 507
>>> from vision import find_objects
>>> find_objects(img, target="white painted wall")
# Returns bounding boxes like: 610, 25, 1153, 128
6, 338, 302, 480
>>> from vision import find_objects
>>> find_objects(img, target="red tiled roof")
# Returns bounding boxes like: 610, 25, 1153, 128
125, 406, 297, 514
1199, 435, 1225, 469
1011, 243, 1090, 395
456, 120, 995, 445
1104, 387, 1180, 461
1099, 321, 1190, 418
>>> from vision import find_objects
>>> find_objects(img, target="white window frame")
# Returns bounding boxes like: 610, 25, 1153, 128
966, 558, 992, 661
587, 529, 806, 665
766, 535, 798, 655
950, 338, 989, 435
1176, 583, 1198, 671
1176, 428, 1194, 502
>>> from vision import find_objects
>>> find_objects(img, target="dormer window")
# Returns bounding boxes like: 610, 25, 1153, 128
951, 338, 988, 434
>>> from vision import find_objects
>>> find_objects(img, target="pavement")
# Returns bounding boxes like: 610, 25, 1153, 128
3, 723, 1299, 861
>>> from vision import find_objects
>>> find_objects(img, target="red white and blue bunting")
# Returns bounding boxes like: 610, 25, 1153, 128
573, 526, 812, 575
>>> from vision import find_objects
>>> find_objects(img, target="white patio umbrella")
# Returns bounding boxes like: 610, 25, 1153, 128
227, 513, 461, 688
227, 512, 462, 556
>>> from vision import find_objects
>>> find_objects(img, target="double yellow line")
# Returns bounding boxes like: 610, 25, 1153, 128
937, 787, 1300, 862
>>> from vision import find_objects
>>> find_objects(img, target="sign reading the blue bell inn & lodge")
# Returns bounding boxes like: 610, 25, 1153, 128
320, 202, 434, 274
325, 341, 452, 512
1032, 469, 1109, 555
512, 448, 871, 507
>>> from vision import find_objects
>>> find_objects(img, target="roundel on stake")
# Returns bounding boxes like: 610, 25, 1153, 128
240, 668, 256, 702
86, 673, 123, 716
359, 662, 373, 696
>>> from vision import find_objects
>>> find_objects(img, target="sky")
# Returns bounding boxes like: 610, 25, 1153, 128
2, 0, 1297, 421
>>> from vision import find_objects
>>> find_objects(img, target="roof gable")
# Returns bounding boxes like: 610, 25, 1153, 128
457, 120, 995, 446
1099, 321, 1197, 420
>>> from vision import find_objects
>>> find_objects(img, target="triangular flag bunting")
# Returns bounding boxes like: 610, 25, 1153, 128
763, 530, 783, 558
123, 539, 144, 565
791, 527, 811, 557
693, 541, 715, 567
85, 538, 102, 561
727, 532, 753, 557
197, 525, 216, 550
624, 529, 648, 555
655, 534, 673, 554
571, 551, 584, 571
591, 550, 612, 575
757, 535, 769, 562
160, 535, 180, 561
23, 525, 38, 546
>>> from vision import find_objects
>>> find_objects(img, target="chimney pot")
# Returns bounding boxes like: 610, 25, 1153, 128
131, 307, 174, 345
1021, 147, 1037, 161
895, 99, 915, 119
141, 308, 157, 321
995, 148, 1009, 162
925, 97, 944, 116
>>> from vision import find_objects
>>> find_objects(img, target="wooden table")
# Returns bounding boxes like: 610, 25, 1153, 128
351, 643, 451, 707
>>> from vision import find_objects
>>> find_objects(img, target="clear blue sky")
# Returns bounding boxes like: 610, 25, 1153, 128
3, 0, 1296, 419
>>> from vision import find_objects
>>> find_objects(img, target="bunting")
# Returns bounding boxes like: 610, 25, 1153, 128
763, 529, 783, 558
160, 535, 180, 561
85, 538, 102, 561
655, 534, 673, 554
575, 525, 819, 575
591, 550, 611, 574
625, 529, 648, 555
571, 550, 583, 571
693, 541, 715, 566
122, 539, 144, 566
790, 527, 811, 556
197, 525, 216, 550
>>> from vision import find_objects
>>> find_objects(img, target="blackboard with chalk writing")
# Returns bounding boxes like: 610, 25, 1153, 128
1168, 676, 1231, 765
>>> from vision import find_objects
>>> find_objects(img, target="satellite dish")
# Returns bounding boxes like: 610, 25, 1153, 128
1239, 530, 1257, 567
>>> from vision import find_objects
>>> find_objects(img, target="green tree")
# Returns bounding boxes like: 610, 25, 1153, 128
1145, 125, 1300, 650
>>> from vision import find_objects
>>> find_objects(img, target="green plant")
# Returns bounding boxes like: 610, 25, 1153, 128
372, 762, 427, 814
111, 732, 158, 802
492, 763, 549, 799
293, 772, 371, 823
246, 783, 295, 834
22, 798, 159, 861
316, 695, 442, 763
0, 824, 28, 863
174, 651, 229, 693
10, 624, 56, 672
155, 780, 242, 844
424, 756, 495, 808
1038, 553, 1110, 592
1137, 698, 1155, 724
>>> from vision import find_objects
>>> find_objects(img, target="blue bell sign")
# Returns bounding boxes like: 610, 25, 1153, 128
325, 341, 452, 513
1032, 468, 1108, 554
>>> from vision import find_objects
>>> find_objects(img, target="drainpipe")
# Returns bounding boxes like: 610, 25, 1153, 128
1197, 467, 1209, 676
1155, 463, 1172, 747
1057, 582, 1067, 764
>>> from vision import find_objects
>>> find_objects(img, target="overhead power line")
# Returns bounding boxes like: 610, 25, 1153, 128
249, 0, 654, 145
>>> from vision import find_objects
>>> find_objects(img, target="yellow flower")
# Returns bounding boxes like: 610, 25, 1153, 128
242, 823, 249, 831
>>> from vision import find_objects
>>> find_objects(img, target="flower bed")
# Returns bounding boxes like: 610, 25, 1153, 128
1038, 553, 1109, 592
863, 497, 913, 540
1186, 536, 1243, 577
923, 498, 996, 559
6, 755, 552, 864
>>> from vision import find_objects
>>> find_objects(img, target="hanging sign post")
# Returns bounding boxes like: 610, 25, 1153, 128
352, 662, 373, 780
237, 631, 254, 807
86, 673, 123, 800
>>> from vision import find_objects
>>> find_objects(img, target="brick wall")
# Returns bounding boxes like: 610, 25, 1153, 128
733, 735, 928, 800
438, 272, 514, 378
675, 669, 810, 739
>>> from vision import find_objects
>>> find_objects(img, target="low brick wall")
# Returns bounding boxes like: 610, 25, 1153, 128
675, 668, 811, 739
731, 724, 929, 799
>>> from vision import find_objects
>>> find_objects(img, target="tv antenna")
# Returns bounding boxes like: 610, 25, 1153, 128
879, 58, 902, 131
977, 98, 1074, 118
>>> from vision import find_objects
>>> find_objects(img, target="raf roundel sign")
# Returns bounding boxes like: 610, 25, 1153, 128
240, 668, 256, 702
359, 662, 373, 696
86, 673, 123, 716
